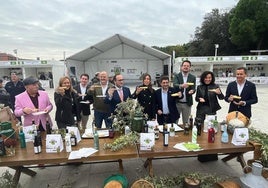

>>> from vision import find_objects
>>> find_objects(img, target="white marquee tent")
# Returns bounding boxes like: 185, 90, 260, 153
66, 34, 171, 82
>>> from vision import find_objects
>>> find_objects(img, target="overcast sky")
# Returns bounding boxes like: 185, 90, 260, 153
0, 0, 238, 60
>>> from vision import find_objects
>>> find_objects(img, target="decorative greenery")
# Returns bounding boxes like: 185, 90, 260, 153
110, 98, 146, 132
249, 127, 268, 167
103, 132, 139, 151
0, 170, 21, 188
143, 172, 225, 188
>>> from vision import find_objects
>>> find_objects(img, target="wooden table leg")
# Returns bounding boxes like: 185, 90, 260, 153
222, 153, 246, 168
118, 159, 123, 173
222, 153, 239, 162
147, 158, 153, 177
237, 154, 246, 168
10, 166, 37, 187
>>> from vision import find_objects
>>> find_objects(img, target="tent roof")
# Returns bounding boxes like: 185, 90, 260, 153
67, 34, 171, 62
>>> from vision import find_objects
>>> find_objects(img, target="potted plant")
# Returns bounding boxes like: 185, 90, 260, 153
110, 98, 146, 133
248, 128, 268, 168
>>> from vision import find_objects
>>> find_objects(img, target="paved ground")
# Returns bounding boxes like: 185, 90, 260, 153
1, 84, 267, 187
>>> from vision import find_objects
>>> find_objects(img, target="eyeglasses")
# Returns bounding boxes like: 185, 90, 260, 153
117, 79, 124, 81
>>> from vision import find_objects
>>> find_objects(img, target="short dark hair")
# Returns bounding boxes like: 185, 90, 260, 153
200, 71, 215, 85
80, 73, 89, 79
237, 67, 247, 74
159, 75, 169, 83
0, 78, 3, 83
181, 60, 191, 67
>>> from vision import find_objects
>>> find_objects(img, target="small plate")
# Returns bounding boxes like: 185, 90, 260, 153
32, 111, 46, 116
80, 101, 90, 104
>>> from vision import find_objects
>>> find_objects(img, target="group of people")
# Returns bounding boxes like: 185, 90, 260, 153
0, 59, 258, 134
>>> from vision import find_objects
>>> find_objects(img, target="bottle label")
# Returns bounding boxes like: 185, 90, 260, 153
34, 146, 39, 154
164, 132, 169, 146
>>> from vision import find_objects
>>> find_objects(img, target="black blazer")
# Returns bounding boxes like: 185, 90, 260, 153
224, 80, 258, 118
104, 86, 131, 113
54, 90, 81, 128
155, 87, 183, 124
173, 72, 196, 106
195, 84, 224, 115
73, 84, 93, 116
131, 85, 156, 120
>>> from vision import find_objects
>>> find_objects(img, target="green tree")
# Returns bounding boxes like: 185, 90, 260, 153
229, 0, 268, 50
152, 45, 188, 57
187, 9, 236, 56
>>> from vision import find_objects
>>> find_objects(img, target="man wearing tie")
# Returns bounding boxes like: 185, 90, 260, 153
105, 74, 131, 114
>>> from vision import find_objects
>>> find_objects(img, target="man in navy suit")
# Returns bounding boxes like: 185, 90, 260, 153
105, 74, 131, 114
225, 67, 258, 119
155, 75, 183, 125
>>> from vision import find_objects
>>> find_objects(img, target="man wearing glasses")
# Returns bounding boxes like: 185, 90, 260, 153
105, 74, 131, 114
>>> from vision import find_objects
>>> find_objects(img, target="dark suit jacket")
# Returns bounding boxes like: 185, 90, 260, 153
173, 72, 196, 106
73, 84, 93, 116
155, 87, 182, 124
224, 80, 258, 118
104, 86, 131, 113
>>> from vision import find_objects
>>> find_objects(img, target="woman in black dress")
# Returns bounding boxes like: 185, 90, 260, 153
132, 73, 156, 120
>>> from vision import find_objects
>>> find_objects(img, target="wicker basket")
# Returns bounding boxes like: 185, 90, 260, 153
215, 181, 241, 188
131, 179, 154, 188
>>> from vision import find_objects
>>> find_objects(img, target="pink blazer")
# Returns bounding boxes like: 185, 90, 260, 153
14, 90, 53, 129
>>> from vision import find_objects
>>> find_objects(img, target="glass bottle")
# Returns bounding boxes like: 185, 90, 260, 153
144, 123, 148, 133
213, 116, 218, 133
94, 127, 99, 150
208, 127, 215, 143
221, 125, 229, 143
33, 134, 39, 154
203, 115, 209, 132
33, 131, 41, 154
184, 122, 190, 135
19, 126, 26, 148
109, 126, 114, 138
46, 118, 51, 134
70, 131, 77, 146
65, 130, 72, 152
192, 125, 197, 144
0, 134, 6, 156
154, 125, 159, 140
163, 124, 169, 146
189, 115, 193, 130
169, 123, 175, 137
125, 125, 130, 135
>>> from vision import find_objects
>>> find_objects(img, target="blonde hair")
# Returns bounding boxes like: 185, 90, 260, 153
57, 76, 77, 93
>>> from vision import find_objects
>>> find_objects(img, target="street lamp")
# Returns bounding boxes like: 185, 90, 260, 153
13, 49, 18, 63
214, 44, 219, 57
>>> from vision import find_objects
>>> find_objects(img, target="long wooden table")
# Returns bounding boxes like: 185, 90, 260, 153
139, 131, 255, 176
0, 130, 256, 185
0, 135, 138, 186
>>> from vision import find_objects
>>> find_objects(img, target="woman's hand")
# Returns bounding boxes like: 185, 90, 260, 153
199, 98, 205, 103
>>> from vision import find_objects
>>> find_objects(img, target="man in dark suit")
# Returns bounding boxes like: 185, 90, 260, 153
155, 75, 183, 125
225, 67, 258, 119
173, 60, 196, 125
105, 74, 131, 114
74, 74, 93, 130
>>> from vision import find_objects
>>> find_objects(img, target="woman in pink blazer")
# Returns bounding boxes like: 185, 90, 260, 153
14, 76, 53, 130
